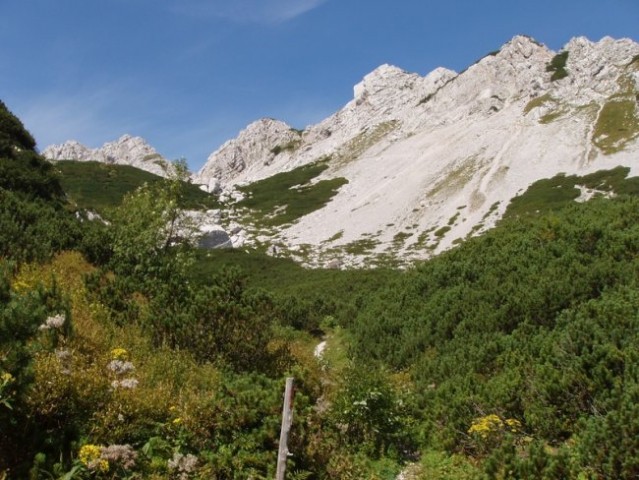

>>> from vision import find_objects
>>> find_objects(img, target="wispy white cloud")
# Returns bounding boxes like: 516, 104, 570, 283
170, 0, 329, 25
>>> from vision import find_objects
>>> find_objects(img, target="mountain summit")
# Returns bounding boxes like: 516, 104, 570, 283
43, 35, 639, 267
194, 35, 639, 267
43, 135, 171, 177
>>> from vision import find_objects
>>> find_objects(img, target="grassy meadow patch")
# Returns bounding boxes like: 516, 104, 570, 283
236, 160, 348, 227
56, 160, 219, 212
503, 166, 639, 219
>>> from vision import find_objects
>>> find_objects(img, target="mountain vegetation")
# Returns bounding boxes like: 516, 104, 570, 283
4, 84, 639, 480
55, 160, 219, 213
236, 160, 348, 228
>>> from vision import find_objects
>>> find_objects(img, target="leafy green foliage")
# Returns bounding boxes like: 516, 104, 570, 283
188, 372, 306, 477
87, 164, 201, 340
0, 189, 84, 263
328, 366, 417, 459
0, 100, 35, 153
0, 101, 86, 263
503, 173, 581, 218
189, 248, 400, 332
418, 450, 480, 479
348, 195, 639, 477
0, 102, 64, 202
87, 168, 290, 373
170, 268, 285, 372
0, 264, 70, 475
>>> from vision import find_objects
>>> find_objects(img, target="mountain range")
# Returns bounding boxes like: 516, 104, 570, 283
44, 35, 639, 267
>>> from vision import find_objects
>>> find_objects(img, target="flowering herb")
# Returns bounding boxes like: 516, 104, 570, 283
38, 313, 66, 331
79, 444, 109, 472
111, 348, 129, 360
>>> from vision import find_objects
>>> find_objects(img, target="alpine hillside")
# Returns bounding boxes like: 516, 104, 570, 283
194, 35, 639, 267
45, 35, 639, 268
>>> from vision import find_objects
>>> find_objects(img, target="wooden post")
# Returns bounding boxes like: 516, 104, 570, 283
276, 377, 295, 480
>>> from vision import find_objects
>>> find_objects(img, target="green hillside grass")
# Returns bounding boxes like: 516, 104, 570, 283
503, 166, 639, 219
236, 160, 348, 227
55, 160, 219, 212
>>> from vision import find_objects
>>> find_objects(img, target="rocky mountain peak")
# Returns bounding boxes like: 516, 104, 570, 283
42, 35, 639, 268
429, 35, 552, 121
194, 118, 302, 188
546, 36, 639, 106
43, 140, 92, 162
353, 64, 418, 101
498, 35, 547, 59
192, 34, 639, 267
43, 135, 171, 177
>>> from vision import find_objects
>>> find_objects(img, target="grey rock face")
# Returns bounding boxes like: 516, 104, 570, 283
43, 134, 171, 177
194, 119, 302, 186
198, 229, 232, 249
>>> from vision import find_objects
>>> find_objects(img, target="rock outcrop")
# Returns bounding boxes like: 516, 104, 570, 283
43, 134, 171, 177
195, 119, 303, 188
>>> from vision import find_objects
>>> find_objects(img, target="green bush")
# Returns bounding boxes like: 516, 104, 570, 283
0, 264, 70, 475
328, 365, 417, 459
0, 189, 83, 263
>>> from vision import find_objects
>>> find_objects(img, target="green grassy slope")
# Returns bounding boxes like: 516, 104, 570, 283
236, 160, 348, 227
55, 160, 219, 212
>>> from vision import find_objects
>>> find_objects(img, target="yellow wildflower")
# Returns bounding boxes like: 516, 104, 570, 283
1, 372, 13, 384
79, 444, 110, 472
468, 414, 504, 439
12, 280, 30, 292
111, 348, 129, 360
79, 444, 102, 466
95, 459, 110, 473
505, 418, 522, 432
172, 417, 182, 425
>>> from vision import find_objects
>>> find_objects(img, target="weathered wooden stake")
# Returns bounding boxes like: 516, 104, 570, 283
276, 377, 295, 480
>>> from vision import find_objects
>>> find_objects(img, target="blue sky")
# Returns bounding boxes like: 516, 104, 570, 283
1, 0, 637, 172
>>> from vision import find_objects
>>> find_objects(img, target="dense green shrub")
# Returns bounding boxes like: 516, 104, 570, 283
160, 268, 286, 373
349, 195, 639, 476
328, 365, 417, 459
0, 101, 64, 202
0, 263, 70, 475
0, 100, 35, 152
0, 189, 84, 263
0, 101, 89, 264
